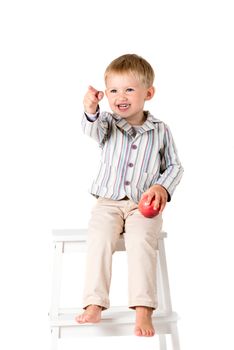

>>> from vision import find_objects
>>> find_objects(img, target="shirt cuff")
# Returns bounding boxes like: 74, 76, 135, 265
84, 107, 100, 121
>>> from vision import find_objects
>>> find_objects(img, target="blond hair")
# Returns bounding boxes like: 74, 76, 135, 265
104, 54, 155, 87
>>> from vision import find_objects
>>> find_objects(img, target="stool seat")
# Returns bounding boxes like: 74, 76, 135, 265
52, 229, 167, 241
52, 229, 167, 252
49, 229, 180, 349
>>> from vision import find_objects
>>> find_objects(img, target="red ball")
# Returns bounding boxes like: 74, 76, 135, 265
138, 196, 160, 218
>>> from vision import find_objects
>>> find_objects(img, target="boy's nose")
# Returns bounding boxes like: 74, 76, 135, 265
117, 91, 128, 99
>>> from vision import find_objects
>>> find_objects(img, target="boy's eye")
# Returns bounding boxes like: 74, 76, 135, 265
110, 89, 117, 93
126, 88, 134, 93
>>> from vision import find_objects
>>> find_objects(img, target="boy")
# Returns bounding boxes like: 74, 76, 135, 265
76, 54, 183, 337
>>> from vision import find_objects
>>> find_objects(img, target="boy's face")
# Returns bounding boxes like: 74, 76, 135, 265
105, 73, 155, 125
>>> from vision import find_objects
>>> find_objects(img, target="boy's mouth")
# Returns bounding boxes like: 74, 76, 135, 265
117, 104, 130, 111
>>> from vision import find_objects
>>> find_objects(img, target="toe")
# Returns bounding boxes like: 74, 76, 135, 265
84, 314, 92, 323
135, 327, 142, 336
75, 315, 83, 323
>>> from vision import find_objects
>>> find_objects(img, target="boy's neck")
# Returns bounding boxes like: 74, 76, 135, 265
126, 111, 147, 126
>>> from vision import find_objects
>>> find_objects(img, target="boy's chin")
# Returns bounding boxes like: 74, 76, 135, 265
112, 110, 129, 118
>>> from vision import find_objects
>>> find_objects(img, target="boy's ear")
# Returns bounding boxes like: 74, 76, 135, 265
145, 86, 155, 101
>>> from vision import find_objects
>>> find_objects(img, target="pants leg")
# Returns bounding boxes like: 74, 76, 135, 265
82, 197, 124, 310
124, 202, 163, 309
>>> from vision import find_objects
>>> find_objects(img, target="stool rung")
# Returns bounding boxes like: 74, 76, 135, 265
50, 307, 178, 336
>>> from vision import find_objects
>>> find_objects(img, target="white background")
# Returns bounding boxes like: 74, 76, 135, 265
0, 0, 234, 349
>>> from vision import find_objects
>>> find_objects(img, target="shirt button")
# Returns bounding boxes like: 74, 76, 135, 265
131, 144, 137, 149
128, 163, 134, 167
125, 181, 130, 186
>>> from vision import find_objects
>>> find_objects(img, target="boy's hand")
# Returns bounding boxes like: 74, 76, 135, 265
141, 184, 168, 213
84, 85, 104, 114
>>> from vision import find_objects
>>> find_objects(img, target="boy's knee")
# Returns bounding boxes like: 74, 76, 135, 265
88, 226, 121, 249
125, 231, 158, 251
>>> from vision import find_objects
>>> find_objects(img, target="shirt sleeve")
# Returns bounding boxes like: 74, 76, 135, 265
81, 108, 110, 146
156, 124, 184, 201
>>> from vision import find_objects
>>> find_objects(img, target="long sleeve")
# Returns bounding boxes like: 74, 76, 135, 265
81, 110, 111, 147
156, 124, 184, 201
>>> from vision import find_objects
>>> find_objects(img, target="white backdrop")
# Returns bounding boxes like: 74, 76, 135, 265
1, 0, 234, 349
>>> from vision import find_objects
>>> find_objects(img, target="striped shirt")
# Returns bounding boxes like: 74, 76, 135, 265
81, 110, 184, 204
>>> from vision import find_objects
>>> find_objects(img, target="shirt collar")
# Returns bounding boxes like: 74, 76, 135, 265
112, 111, 161, 135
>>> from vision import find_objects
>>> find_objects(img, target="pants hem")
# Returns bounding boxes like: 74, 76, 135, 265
128, 300, 158, 310
83, 298, 109, 310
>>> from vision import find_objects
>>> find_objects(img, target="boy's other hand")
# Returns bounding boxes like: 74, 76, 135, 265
84, 85, 104, 114
141, 185, 168, 213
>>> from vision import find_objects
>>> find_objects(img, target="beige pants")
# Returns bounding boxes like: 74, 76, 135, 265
82, 197, 163, 310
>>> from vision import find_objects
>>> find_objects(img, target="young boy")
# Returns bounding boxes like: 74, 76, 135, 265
76, 54, 183, 337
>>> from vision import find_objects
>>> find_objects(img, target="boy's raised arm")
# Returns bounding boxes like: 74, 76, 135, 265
81, 86, 109, 146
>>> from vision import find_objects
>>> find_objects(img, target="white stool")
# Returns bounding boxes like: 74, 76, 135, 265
49, 229, 181, 350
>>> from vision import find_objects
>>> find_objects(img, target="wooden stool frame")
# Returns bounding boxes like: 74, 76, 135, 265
49, 229, 181, 350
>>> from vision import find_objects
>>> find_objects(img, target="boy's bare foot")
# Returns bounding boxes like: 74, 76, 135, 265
75, 304, 102, 324
134, 306, 155, 337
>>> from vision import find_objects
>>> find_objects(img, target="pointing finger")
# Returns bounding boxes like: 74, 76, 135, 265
88, 85, 98, 93
88, 86, 104, 100
88, 86, 100, 98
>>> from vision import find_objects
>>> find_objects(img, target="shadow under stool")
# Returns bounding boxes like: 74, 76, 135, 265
49, 229, 181, 350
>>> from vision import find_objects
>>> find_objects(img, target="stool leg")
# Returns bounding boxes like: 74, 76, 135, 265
157, 238, 172, 314
51, 327, 59, 350
158, 237, 181, 350
171, 323, 181, 350
158, 334, 167, 350
157, 250, 166, 312
50, 241, 63, 318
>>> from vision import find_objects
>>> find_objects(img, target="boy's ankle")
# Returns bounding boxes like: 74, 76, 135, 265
135, 306, 153, 314
86, 304, 102, 310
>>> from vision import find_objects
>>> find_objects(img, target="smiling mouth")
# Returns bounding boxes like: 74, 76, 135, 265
117, 104, 130, 110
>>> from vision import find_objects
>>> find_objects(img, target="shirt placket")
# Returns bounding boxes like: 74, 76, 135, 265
124, 137, 140, 195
